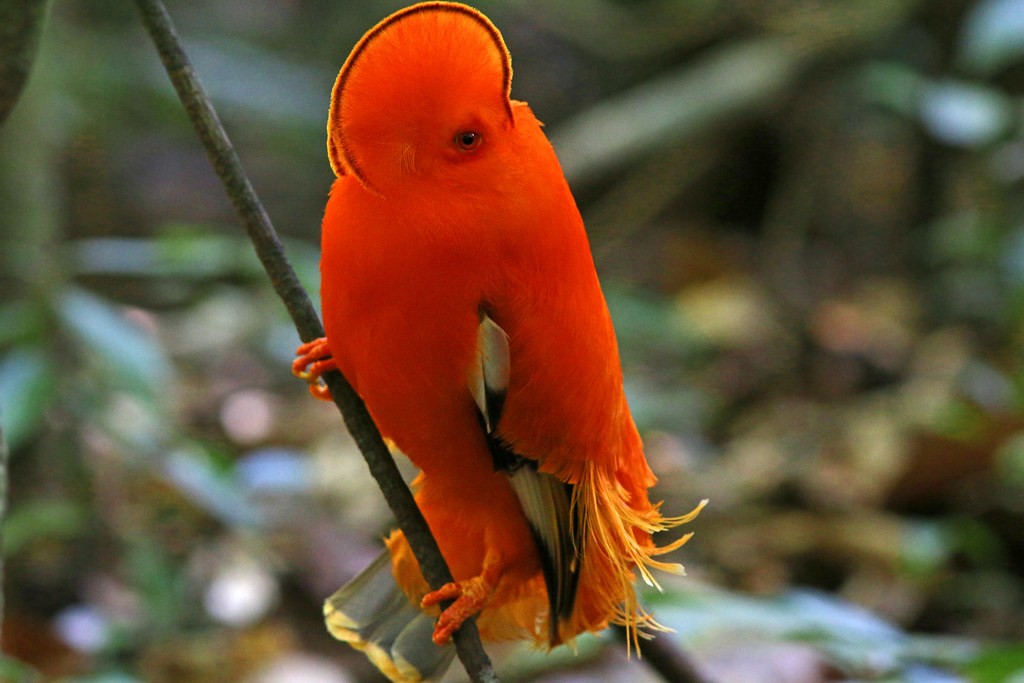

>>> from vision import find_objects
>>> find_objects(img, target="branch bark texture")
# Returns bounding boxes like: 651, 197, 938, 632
130, 1, 498, 680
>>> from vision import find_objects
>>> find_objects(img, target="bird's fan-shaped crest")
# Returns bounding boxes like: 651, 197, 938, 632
327, 2, 514, 189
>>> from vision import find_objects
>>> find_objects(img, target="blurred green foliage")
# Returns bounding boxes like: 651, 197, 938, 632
2, 0, 1024, 681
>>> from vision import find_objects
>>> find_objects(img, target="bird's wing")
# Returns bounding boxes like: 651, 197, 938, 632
324, 549, 456, 682
469, 312, 583, 645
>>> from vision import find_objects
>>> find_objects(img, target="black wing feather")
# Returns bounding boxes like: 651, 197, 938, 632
471, 311, 584, 645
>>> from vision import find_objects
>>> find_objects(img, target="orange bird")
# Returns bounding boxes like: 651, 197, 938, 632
294, 3, 704, 680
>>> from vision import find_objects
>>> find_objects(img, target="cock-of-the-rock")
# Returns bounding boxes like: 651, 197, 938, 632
293, 3, 706, 681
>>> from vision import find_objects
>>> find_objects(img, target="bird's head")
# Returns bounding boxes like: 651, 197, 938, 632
328, 2, 516, 195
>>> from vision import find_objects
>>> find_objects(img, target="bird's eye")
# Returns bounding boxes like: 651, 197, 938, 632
455, 131, 482, 151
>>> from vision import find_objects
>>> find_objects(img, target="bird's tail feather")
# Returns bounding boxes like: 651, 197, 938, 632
325, 550, 455, 683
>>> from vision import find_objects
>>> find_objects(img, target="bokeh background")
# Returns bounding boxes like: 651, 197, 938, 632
2, 0, 1024, 681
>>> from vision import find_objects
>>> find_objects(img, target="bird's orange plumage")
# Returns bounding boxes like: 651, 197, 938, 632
297, 2, 703, 675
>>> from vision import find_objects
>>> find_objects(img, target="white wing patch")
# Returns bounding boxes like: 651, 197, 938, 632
470, 313, 510, 433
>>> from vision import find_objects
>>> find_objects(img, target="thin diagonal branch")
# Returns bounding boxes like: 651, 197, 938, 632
130, 1, 498, 681
614, 626, 714, 683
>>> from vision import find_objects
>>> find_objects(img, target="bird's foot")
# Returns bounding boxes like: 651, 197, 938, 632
293, 337, 336, 401
421, 574, 496, 646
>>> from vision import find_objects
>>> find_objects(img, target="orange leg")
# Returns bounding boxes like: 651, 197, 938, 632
421, 563, 501, 646
292, 337, 336, 401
